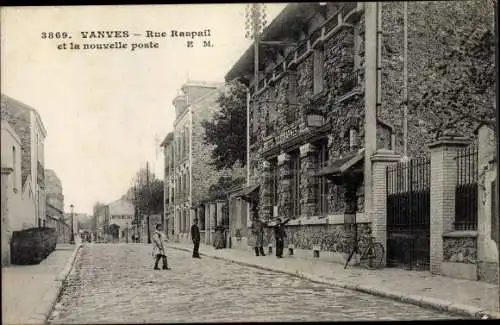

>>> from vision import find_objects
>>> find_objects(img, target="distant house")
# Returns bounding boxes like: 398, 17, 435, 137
105, 198, 135, 243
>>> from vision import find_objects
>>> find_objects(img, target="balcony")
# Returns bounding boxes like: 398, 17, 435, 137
341, 70, 361, 94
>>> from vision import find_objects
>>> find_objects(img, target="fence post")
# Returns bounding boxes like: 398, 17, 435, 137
370, 149, 401, 266
429, 135, 470, 275
476, 125, 498, 284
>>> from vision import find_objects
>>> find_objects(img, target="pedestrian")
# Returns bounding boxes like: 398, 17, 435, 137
274, 217, 289, 258
152, 224, 170, 270
253, 220, 266, 256
191, 218, 201, 259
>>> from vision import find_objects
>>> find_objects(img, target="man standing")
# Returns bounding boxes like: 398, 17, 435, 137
274, 218, 289, 258
152, 224, 170, 270
191, 218, 201, 258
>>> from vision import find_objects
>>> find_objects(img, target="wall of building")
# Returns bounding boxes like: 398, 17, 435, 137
1, 121, 36, 232
1, 95, 47, 225
45, 169, 64, 213
380, 1, 494, 158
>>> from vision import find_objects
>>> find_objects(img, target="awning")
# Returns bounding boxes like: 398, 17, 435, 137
316, 149, 365, 178
234, 184, 260, 202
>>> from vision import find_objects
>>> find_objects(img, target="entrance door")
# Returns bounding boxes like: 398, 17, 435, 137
386, 157, 431, 270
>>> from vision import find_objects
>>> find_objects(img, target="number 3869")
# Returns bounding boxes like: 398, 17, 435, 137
41, 32, 69, 39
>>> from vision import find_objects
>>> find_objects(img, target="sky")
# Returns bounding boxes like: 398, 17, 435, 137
1, 4, 286, 215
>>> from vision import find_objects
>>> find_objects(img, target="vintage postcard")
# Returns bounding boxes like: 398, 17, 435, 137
1, 2, 498, 324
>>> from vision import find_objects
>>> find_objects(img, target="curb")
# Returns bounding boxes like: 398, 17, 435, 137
27, 243, 83, 324
167, 245, 494, 320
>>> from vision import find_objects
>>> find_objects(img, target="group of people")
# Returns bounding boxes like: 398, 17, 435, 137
151, 219, 202, 270
151, 215, 290, 270
252, 217, 290, 258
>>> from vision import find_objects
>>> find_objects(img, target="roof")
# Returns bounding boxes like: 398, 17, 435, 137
233, 183, 260, 203
225, 3, 320, 82
181, 80, 224, 91
160, 132, 174, 147
316, 148, 365, 178
1, 93, 47, 137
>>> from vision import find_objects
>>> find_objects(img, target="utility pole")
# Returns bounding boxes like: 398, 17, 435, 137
146, 162, 151, 244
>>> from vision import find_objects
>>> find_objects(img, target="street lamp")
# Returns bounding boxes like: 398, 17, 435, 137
69, 204, 75, 244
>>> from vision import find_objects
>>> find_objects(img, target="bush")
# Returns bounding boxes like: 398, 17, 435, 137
10, 227, 58, 265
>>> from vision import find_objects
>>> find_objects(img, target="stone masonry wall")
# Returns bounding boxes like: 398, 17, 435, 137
261, 223, 372, 255
381, 1, 494, 158
191, 88, 235, 205
1, 95, 32, 185
443, 236, 478, 264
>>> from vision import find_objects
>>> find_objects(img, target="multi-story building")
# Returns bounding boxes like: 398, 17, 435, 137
1, 94, 47, 227
160, 132, 174, 236
45, 169, 64, 216
1, 120, 37, 265
225, 2, 494, 274
163, 80, 245, 244
44, 169, 69, 243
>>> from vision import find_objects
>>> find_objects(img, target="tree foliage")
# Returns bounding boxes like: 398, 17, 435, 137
202, 80, 248, 170
129, 168, 164, 215
410, 0, 496, 136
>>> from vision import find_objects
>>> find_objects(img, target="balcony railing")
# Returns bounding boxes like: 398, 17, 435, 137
341, 70, 361, 94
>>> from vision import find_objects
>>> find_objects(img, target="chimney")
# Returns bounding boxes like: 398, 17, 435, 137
172, 91, 187, 117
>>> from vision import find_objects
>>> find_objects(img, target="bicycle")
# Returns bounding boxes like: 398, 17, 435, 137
344, 223, 385, 270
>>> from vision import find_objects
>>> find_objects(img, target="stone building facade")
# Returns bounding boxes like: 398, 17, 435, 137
163, 80, 239, 244
1, 94, 47, 227
45, 169, 64, 215
225, 1, 495, 271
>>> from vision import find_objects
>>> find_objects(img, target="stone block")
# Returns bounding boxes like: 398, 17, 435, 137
440, 261, 478, 281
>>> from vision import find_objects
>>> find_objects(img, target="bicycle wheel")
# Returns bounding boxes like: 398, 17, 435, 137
367, 243, 385, 269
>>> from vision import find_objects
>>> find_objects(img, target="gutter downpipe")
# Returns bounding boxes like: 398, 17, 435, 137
403, 2, 408, 159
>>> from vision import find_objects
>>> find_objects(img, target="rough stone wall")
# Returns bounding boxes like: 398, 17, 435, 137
381, 1, 494, 158
262, 222, 372, 255
1, 95, 32, 185
45, 169, 64, 213
443, 236, 477, 264
190, 88, 234, 205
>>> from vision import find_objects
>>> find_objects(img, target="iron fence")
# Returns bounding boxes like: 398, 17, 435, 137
386, 157, 431, 270
454, 143, 478, 230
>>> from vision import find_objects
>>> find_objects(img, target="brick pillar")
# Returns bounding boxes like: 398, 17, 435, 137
299, 143, 317, 218
370, 149, 401, 265
277, 153, 291, 218
429, 135, 471, 274
216, 200, 224, 226
259, 160, 272, 221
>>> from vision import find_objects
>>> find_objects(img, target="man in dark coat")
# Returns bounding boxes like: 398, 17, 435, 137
191, 219, 201, 259
274, 218, 288, 258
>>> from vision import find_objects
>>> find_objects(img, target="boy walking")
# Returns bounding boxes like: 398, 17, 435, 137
152, 224, 170, 270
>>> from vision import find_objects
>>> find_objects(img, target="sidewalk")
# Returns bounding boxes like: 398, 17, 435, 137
2, 243, 82, 325
167, 243, 499, 319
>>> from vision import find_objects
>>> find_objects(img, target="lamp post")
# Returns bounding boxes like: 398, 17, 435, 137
69, 204, 75, 244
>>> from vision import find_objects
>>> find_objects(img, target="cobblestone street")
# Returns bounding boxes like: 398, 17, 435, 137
47, 244, 462, 323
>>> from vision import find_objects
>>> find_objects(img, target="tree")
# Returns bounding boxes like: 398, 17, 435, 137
91, 201, 106, 233
202, 80, 248, 170
129, 167, 164, 216
410, 0, 496, 136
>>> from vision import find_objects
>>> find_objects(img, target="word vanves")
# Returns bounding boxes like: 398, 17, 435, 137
145, 29, 212, 39
80, 31, 130, 38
